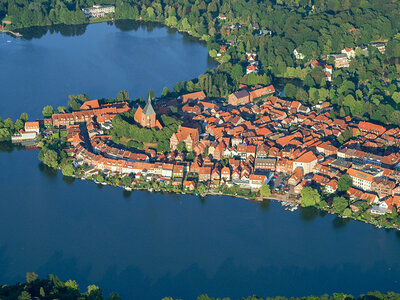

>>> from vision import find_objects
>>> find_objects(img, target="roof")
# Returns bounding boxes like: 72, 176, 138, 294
295, 151, 317, 163
143, 95, 155, 115
347, 168, 374, 182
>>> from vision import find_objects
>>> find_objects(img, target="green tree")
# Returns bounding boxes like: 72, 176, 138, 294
18, 291, 31, 300
333, 196, 349, 214
230, 64, 243, 83
116, 90, 129, 101
65, 279, 79, 290
42, 105, 56, 118
20, 112, 29, 122
108, 293, 122, 300
61, 164, 75, 177
260, 184, 271, 197
300, 187, 321, 207
338, 175, 352, 192
284, 83, 297, 99
26, 272, 38, 283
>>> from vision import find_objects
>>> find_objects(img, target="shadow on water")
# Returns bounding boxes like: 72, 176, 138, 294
122, 190, 131, 199
299, 206, 319, 221
333, 216, 351, 229
38, 162, 58, 179
62, 175, 75, 186
19, 24, 88, 40
259, 199, 271, 212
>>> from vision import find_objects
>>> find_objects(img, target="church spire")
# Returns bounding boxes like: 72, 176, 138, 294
143, 94, 155, 115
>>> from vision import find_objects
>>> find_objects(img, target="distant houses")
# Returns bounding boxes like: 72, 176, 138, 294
82, 5, 115, 18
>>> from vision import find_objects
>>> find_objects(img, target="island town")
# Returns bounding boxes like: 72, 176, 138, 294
8, 80, 400, 230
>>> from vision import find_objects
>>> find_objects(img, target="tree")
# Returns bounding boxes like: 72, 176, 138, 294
284, 83, 297, 99
122, 175, 132, 187
338, 175, 352, 192
18, 291, 32, 300
333, 196, 349, 214
300, 187, 321, 207
42, 105, 56, 118
20, 112, 29, 122
116, 90, 129, 101
26, 272, 38, 283
61, 164, 75, 177
260, 184, 271, 197
57, 106, 67, 113
108, 293, 122, 300
39, 148, 59, 169
161, 87, 171, 97
65, 279, 79, 290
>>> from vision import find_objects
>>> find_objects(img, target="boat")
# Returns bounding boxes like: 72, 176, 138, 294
125, 187, 132, 191
101, 182, 107, 185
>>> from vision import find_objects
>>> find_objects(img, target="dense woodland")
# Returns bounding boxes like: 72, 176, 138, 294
2, 0, 400, 127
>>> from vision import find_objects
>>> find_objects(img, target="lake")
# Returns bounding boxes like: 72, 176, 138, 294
1, 21, 400, 300
0, 21, 215, 120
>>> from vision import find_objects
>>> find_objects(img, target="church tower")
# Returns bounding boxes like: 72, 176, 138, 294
134, 95, 158, 128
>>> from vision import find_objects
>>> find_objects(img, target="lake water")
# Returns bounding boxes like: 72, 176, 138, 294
1, 146, 400, 299
0, 21, 215, 120
1, 21, 400, 300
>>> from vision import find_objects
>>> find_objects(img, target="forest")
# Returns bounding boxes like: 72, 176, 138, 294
2, 0, 400, 127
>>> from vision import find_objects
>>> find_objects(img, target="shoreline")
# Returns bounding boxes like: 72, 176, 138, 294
67, 168, 397, 232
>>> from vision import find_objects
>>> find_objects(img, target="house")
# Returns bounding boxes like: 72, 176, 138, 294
293, 49, 305, 60
170, 126, 200, 151
221, 166, 231, 181
24, 121, 40, 134
330, 54, 350, 68
228, 90, 250, 106
370, 42, 386, 54
183, 180, 196, 191
80, 100, 100, 110
173, 164, 184, 178
82, 5, 115, 18
371, 178, 395, 199
134, 96, 162, 129
255, 158, 276, 171
341, 47, 355, 59
249, 174, 267, 189
249, 85, 275, 101
347, 168, 374, 191
358, 121, 386, 136
199, 167, 211, 182
288, 168, 303, 186
292, 151, 318, 174
178, 91, 207, 103
211, 168, 221, 181
294, 180, 308, 194
246, 65, 258, 74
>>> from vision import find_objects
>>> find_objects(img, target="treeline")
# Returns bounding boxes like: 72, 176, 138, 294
0, 272, 121, 299
3, 274, 400, 300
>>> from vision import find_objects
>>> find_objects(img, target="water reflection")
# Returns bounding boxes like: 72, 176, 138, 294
299, 206, 319, 221
62, 175, 75, 186
260, 199, 271, 211
38, 162, 58, 179
19, 24, 89, 40
333, 216, 351, 228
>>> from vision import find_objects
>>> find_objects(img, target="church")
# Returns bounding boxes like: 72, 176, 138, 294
134, 96, 163, 130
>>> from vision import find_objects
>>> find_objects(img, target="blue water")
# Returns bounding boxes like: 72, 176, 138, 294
0, 21, 215, 120
0, 147, 399, 299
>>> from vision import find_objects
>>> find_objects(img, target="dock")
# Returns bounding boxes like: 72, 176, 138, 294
0, 29, 22, 38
